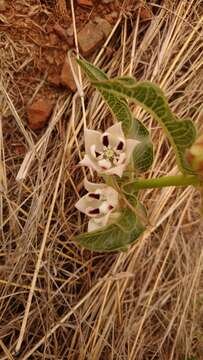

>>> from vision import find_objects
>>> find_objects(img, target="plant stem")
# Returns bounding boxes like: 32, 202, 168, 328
126, 175, 201, 192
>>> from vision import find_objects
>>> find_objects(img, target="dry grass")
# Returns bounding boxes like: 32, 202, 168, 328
1, 0, 203, 359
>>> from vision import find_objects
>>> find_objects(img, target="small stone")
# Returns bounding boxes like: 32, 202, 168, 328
60, 56, 79, 92
77, 0, 93, 6
94, 17, 112, 38
53, 23, 67, 40
0, 0, 7, 11
78, 21, 104, 56
27, 99, 53, 130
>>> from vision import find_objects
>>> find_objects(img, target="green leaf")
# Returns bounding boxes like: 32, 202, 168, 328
75, 205, 146, 252
131, 117, 149, 139
77, 57, 108, 81
133, 141, 154, 173
91, 79, 197, 174
77, 58, 134, 134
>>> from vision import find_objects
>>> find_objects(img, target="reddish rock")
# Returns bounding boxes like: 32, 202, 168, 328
95, 17, 113, 38
47, 72, 61, 86
60, 56, 79, 92
77, 0, 93, 6
78, 21, 104, 56
27, 99, 53, 130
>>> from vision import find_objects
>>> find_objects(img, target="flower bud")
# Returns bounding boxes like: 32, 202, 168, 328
186, 133, 203, 177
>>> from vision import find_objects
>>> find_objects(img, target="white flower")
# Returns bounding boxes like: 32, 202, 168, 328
75, 179, 120, 232
80, 122, 139, 177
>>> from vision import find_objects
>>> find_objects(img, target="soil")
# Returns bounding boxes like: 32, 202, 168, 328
0, 0, 123, 129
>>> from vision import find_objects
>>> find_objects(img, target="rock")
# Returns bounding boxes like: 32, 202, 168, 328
77, 0, 93, 6
0, 0, 7, 11
60, 56, 79, 92
47, 72, 61, 86
78, 21, 104, 56
27, 99, 53, 130
95, 17, 112, 38
53, 23, 67, 40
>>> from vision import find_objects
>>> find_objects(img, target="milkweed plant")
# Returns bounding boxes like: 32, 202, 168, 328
74, 58, 203, 252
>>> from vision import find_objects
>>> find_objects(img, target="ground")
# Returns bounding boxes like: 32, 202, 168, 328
0, 0, 203, 359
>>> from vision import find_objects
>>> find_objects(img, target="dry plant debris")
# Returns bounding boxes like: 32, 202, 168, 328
0, 0, 203, 359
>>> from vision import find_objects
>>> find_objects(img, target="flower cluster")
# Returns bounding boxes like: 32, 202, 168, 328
75, 123, 139, 232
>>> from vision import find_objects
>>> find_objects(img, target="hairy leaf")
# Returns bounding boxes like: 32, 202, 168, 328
133, 141, 154, 173
75, 206, 145, 252
77, 58, 133, 134
92, 79, 197, 174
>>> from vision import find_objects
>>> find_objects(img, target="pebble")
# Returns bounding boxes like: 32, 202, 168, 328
95, 17, 113, 38
60, 56, 79, 92
27, 99, 53, 130
78, 21, 104, 56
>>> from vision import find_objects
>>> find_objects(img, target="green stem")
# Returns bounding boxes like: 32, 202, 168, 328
125, 175, 201, 192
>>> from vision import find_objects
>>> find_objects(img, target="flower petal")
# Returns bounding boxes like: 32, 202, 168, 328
84, 179, 106, 192
87, 211, 121, 232
106, 122, 125, 139
88, 219, 101, 232
103, 187, 119, 208
80, 155, 101, 173
84, 129, 103, 153
125, 139, 140, 163
98, 158, 112, 170
75, 195, 91, 215
88, 213, 110, 232
104, 164, 126, 177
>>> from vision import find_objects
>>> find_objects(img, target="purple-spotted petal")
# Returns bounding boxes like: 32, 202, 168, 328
75, 196, 90, 215
116, 140, 125, 151
102, 134, 109, 147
